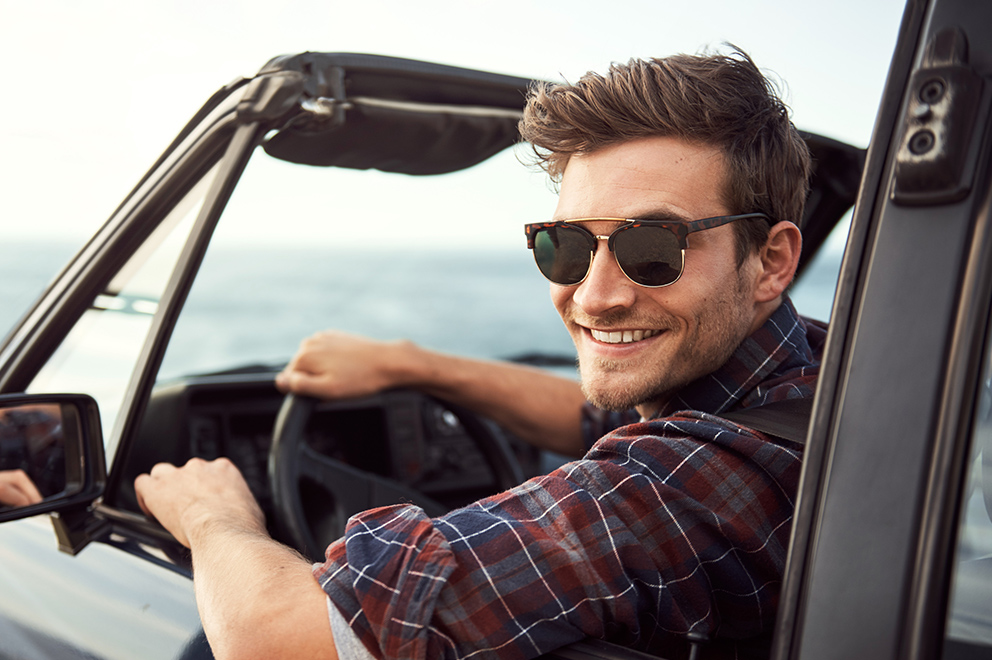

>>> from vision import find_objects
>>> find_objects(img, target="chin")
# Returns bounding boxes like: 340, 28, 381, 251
580, 374, 655, 413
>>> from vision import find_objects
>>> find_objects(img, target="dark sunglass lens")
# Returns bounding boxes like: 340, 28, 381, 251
533, 226, 593, 285
613, 226, 683, 286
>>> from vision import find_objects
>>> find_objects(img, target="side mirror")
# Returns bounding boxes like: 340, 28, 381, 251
0, 393, 106, 523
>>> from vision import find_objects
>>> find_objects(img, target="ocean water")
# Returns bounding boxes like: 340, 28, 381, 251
0, 241, 577, 380
159, 244, 578, 380
1, 238, 841, 382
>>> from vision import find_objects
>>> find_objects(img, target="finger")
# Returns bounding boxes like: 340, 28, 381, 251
3, 470, 43, 505
134, 462, 178, 516
134, 473, 153, 517
0, 483, 30, 507
15, 471, 43, 504
149, 461, 178, 477
276, 355, 321, 392
276, 370, 324, 397
194, 456, 231, 472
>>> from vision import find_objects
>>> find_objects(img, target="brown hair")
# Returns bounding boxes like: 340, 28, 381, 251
519, 48, 811, 264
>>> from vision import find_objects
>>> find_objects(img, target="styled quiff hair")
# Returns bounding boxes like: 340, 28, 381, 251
519, 48, 811, 264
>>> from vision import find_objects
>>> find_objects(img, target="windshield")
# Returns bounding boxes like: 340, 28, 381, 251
156, 145, 571, 381
153, 142, 844, 383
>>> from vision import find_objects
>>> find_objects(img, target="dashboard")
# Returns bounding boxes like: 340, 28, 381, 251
116, 372, 529, 526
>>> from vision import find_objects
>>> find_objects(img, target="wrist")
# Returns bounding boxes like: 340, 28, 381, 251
386, 339, 432, 389
183, 502, 267, 550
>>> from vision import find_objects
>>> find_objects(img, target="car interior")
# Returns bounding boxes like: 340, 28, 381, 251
54, 53, 861, 560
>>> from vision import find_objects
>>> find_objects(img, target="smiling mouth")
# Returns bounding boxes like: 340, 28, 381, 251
589, 328, 661, 344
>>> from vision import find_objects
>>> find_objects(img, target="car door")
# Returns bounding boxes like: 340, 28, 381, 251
772, 0, 992, 658
0, 76, 264, 659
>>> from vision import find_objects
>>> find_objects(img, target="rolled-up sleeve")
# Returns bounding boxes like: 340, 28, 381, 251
313, 413, 802, 660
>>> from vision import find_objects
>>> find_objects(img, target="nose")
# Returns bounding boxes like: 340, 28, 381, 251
571, 241, 637, 315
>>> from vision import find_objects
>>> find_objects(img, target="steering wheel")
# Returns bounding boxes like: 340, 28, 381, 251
268, 391, 523, 560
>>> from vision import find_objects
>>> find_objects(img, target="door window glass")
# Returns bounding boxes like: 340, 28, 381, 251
26, 164, 220, 447
943, 313, 992, 657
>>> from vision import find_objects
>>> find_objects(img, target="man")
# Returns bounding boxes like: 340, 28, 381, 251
135, 48, 821, 660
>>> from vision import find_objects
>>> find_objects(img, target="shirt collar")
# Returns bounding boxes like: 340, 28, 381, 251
657, 297, 814, 418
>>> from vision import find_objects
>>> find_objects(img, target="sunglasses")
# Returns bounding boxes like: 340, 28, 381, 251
524, 213, 769, 288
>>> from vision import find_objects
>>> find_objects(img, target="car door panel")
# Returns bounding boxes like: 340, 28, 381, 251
0, 516, 207, 659
774, 0, 992, 658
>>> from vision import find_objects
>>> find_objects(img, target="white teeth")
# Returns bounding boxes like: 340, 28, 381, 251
591, 328, 658, 344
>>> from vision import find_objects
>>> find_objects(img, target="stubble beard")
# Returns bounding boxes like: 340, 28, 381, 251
577, 273, 755, 413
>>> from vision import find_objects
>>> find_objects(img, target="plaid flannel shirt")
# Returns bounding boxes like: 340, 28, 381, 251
314, 298, 826, 660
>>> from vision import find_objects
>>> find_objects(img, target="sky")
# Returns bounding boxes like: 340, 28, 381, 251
0, 0, 907, 244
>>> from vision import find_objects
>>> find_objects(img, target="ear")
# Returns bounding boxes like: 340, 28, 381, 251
753, 221, 802, 303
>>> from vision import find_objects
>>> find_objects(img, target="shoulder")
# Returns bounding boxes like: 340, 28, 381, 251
597, 409, 801, 448
581, 411, 804, 487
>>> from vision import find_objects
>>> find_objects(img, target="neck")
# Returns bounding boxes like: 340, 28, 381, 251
635, 400, 665, 421
748, 296, 783, 335
633, 297, 786, 421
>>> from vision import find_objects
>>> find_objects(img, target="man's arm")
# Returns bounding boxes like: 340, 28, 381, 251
134, 458, 338, 660
276, 331, 588, 457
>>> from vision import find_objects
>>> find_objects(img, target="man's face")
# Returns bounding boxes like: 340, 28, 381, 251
550, 136, 765, 417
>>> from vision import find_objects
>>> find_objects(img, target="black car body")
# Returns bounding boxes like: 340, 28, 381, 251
1, 0, 991, 658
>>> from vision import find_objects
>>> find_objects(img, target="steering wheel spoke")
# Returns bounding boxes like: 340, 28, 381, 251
295, 442, 373, 514
268, 392, 521, 560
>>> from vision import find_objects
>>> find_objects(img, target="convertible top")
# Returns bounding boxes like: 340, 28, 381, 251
254, 52, 865, 264
259, 52, 530, 176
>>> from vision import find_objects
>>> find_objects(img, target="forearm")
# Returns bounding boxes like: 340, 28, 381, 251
394, 342, 587, 457
134, 459, 338, 660
189, 521, 337, 660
